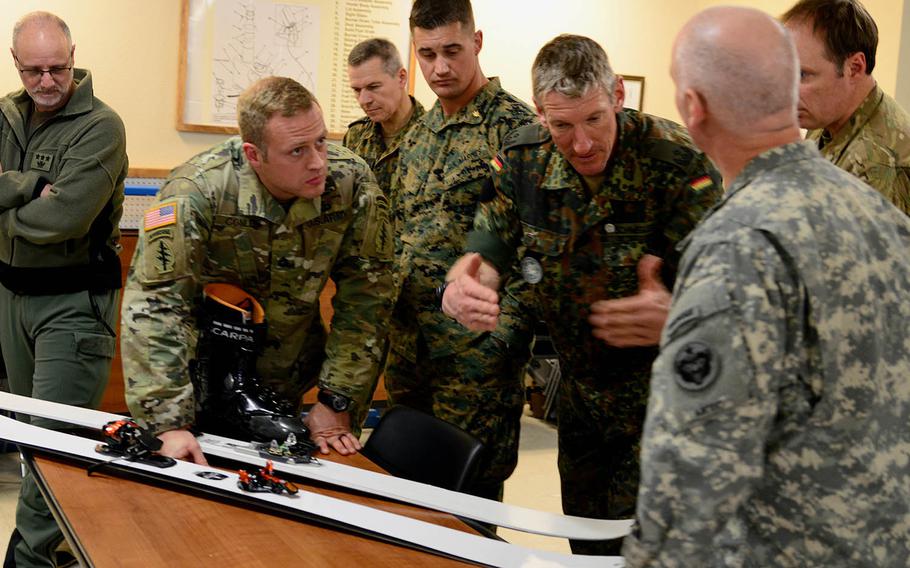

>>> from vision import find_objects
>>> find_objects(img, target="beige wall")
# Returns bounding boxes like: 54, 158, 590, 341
1, 0, 904, 170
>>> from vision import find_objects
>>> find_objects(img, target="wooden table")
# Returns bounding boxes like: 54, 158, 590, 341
25, 449, 479, 567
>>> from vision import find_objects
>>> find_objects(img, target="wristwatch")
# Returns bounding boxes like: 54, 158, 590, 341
435, 281, 449, 310
317, 389, 352, 413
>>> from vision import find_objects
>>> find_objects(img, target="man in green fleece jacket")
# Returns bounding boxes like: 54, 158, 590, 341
0, 11, 127, 568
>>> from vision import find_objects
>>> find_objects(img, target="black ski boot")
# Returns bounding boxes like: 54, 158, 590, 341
193, 284, 315, 456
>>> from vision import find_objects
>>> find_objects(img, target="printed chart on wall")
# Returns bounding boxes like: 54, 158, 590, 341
178, 0, 412, 136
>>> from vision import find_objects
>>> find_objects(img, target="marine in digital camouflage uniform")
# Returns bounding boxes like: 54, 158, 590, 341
343, 38, 426, 195
343, 96, 425, 193
122, 79, 393, 459
390, 77, 535, 501
625, 8, 910, 565
445, 35, 721, 555
783, 0, 910, 215
807, 85, 910, 214
387, 0, 537, 502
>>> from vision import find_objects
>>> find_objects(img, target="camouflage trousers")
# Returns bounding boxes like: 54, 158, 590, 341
384, 332, 530, 502
558, 367, 650, 556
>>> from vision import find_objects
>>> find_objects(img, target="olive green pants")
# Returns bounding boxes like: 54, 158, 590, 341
0, 286, 119, 568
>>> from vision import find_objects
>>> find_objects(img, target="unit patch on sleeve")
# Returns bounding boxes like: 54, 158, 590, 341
361, 193, 393, 259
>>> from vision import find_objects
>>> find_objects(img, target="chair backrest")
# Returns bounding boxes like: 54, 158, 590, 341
362, 405, 484, 492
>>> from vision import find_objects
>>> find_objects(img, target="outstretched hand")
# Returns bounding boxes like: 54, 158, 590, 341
588, 254, 671, 347
442, 253, 501, 332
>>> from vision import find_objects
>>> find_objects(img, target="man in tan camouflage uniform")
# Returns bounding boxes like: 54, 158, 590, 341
343, 38, 425, 194
122, 77, 394, 463
624, 7, 910, 565
387, 0, 536, 502
442, 35, 721, 555
783, 0, 910, 215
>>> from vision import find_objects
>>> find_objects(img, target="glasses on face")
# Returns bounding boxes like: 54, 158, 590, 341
12, 53, 73, 82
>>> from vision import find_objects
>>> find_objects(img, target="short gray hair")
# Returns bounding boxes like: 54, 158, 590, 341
348, 38, 403, 77
532, 35, 616, 104
12, 11, 72, 51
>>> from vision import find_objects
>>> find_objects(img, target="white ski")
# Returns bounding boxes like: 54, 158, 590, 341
0, 392, 632, 541
0, 415, 623, 568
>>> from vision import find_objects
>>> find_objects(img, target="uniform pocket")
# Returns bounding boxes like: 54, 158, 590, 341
520, 223, 568, 257
74, 331, 116, 359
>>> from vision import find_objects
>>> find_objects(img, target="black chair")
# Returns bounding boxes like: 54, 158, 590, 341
362, 405, 484, 493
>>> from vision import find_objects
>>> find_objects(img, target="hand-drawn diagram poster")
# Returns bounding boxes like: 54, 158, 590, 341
179, 0, 412, 135
210, 2, 320, 123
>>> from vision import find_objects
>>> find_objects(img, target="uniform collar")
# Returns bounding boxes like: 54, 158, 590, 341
0, 68, 94, 146
235, 160, 327, 226
362, 96, 425, 144
811, 84, 883, 154
423, 77, 501, 133
539, 110, 633, 192
725, 140, 819, 200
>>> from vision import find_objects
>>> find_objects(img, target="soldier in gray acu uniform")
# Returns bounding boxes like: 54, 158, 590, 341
123, 77, 394, 464
624, 8, 910, 566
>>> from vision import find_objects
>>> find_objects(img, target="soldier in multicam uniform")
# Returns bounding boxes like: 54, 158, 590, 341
624, 7, 910, 566
122, 77, 394, 464
343, 38, 425, 195
387, 0, 536, 502
442, 35, 722, 554
783, 0, 910, 215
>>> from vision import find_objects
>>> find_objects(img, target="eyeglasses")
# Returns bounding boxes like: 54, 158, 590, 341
12, 53, 73, 81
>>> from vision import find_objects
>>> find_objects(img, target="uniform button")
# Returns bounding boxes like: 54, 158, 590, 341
604, 223, 616, 233
277, 258, 292, 268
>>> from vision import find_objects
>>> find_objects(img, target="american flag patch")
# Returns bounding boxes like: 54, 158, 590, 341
144, 202, 177, 231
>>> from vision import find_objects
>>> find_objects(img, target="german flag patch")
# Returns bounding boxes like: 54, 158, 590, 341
490, 154, 504, 173
144, 202, 177, 231
689, 175, 713, 192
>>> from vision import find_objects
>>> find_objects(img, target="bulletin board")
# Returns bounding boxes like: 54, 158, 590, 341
177, 0, 413, 137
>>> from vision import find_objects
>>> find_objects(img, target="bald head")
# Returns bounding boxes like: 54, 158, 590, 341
12, 11, 72, 52
673, 6, 798, 133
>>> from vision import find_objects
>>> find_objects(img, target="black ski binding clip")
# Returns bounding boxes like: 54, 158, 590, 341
94, 419, 176, 468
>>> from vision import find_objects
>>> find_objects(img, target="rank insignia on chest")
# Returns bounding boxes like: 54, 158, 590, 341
520, 256, 543, 284
31, 152, 53, 172
144, 202, 177, 231
673, 341, 719, 391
